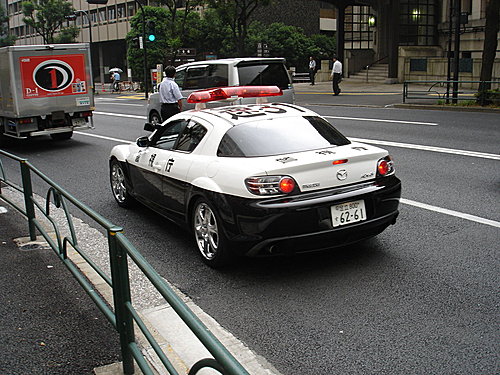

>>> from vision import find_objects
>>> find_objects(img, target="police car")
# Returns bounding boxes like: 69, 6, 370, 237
110, 86, 401, 267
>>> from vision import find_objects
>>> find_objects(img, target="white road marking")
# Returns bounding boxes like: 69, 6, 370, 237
80, 115, 499, 228
74, 131, 133, 143
96, 102, 144, 107
0, 206, 8, 214
325, 115, 438, 126
349, 137, 500, 160
93, 111, 147, 119
401, 198, 500, 228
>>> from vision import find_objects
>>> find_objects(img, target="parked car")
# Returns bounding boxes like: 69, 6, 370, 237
147, 57, 295, 125
112, 86, 401, 267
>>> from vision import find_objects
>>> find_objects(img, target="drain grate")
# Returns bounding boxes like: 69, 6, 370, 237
19, 242, 51, 251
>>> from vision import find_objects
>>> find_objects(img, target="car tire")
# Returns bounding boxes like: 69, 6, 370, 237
149, 111, 162, 126
192, 198, 232, 268
50, 131, 73, 141
110, 159, 134, 207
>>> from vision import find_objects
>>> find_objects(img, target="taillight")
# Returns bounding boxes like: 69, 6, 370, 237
245, 176, 297, 195
377, 156, 395, 177
18, 118, 34, 124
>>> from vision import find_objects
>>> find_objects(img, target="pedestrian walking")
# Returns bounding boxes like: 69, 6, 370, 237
330, 56, 342, 95
159, 65, 183, 122
112, 71, 121, 92
309, 56, 317, 85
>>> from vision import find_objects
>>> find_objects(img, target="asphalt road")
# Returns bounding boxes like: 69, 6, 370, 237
0, 93, 498, 375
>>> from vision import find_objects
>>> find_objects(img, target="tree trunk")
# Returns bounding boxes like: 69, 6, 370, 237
478, 0, 500, 93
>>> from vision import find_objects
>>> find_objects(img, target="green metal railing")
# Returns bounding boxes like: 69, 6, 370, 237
403, 80, 500, 104
0, 148, 249, 375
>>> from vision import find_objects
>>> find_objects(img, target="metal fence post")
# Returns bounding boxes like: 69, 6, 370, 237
108, 229, 135, 375
20, 160, 37, 241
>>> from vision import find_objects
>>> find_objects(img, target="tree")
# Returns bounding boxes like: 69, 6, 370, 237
478, 0, 499, 95
309, 34, 336, 61
160, 0, 203, 63
53, 25, 79, 43
126, 7, 203, 81
22, 0, 75, 44
248, 22, 314, 70
208, 0, 272, 56
0, 4, 16, 46
194, 7, 233, 58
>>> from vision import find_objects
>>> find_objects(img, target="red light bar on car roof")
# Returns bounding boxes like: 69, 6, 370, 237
187, 86, 283, 104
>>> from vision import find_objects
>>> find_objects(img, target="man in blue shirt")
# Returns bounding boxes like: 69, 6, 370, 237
112, 71, 121, 92
159, 66, 183, 122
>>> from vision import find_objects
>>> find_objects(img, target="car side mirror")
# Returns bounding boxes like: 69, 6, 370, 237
136, 136, 150, 147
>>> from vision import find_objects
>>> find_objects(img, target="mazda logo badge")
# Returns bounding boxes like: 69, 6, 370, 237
337, 169, 347, 180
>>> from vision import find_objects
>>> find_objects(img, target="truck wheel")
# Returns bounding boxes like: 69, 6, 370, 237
50, 131, 73, 141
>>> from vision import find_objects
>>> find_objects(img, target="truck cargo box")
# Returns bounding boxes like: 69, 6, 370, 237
0, 43, 94, 140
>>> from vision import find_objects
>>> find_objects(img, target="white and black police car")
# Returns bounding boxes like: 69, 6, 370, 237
110, 86, 401, 267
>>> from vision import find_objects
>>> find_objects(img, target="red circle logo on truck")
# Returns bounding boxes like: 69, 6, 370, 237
33, 59, 74, 92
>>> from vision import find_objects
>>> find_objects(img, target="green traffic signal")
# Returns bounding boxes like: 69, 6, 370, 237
146, 20, 155, 42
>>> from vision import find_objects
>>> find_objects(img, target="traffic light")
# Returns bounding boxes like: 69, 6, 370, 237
146, 20, 156, 42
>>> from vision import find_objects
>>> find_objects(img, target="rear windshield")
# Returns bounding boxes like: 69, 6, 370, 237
237, 62, 291, 90
217, 116, 350, 157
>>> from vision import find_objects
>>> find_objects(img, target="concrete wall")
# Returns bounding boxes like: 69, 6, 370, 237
399, 46, 500, 89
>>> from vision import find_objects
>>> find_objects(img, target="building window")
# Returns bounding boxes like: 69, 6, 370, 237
127, 2, 136, 17
98, 8, 107, 23
117, 4, 125, 18
344, 5, 375, 50
90, 9, 98, 23
400, 0, 437, 46
108, 5, 116, 21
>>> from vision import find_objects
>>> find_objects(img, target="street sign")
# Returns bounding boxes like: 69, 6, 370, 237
156, 64, 163, 82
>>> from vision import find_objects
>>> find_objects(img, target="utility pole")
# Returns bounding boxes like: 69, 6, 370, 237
452, 0, 461, 104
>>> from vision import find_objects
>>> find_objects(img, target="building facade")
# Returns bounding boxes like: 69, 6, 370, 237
3, 0, 499, 85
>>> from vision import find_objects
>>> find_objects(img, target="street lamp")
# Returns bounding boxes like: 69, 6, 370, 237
66, 10, 94, 93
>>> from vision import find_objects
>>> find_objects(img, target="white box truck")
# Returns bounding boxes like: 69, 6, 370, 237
0, 43, 94, 141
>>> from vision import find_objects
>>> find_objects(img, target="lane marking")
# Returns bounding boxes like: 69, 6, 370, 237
296, 92, 400, 96
90, 111, 498, 161
401, 198, 500, 228
95, 102, 144, 107
325, 115, 437, 126
75, 131, 133, 143
94, 111, 147, 119
349, 137, 500, 160
74, 130, 500, 228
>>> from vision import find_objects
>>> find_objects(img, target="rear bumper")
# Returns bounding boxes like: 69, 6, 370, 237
217, 176, 401, 256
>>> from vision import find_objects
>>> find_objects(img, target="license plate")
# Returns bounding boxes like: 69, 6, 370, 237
331, 200, 366, 227
76, 96, 90, 106
72, 117, 86, 126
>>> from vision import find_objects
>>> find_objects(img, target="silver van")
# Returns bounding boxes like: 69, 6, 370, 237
147, 57, 294, 124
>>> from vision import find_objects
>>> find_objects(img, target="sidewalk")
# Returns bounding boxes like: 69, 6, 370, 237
293, 80, 404, 108
0, 197, 121, 374
0, 187, 282, 375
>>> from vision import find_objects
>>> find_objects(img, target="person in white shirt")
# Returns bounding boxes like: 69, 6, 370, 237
308, 56, 317, 85
330, 56, 342, 95
159, 66, 183, 122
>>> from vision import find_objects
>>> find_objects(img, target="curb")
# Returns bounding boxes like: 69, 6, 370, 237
393, 103, 500, 113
